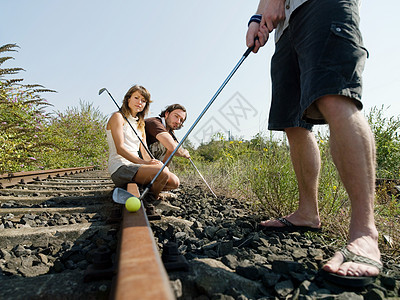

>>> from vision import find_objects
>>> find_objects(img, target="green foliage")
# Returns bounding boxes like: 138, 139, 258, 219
0, 43, 108, 173
244, 136, 299, 216
0, 85, 52, 172
367, 105, 400, 179
0, 44, 24, 77
314, 134, 350, 238
39, 101, 108, 169
0, 44, 54, 173
195, 133, 227, 162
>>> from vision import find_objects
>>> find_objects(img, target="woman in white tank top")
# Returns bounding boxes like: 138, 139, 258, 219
106, 85, 180, 199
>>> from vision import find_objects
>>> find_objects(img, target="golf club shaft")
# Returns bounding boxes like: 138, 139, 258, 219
141, 45, 254, 199
170, 131, 217, 198
100, 88, 155, 159
188, 158, 217, 198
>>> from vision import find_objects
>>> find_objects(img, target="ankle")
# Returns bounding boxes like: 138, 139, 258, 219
287, 211, 321, 227
349, 226, 379, 244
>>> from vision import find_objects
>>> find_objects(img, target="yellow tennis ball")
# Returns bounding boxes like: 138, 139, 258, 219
125, 196, 141, 212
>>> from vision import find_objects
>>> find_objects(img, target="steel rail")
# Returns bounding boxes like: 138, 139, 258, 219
2, 167, 175, 299
0, 166, 95, 188
0, 168, 116, 298
113, 183, 174, 300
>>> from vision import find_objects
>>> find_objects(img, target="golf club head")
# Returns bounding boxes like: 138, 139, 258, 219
112, 187, 136, 204
98, 88, 107, 95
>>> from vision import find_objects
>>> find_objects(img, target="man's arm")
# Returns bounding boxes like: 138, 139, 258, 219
246, 0, 286, 53
156, 132, 190, 159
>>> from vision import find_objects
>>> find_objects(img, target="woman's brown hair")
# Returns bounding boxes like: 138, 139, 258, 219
121, 85, 151, 134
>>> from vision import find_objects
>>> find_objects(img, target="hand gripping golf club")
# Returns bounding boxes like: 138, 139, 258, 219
170, 131, 217, 198
141, 44, 255, 199
99, 87, 155, 159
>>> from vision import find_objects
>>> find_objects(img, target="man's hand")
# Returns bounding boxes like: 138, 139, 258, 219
179, 148, 190, 159
246, 0, 286, 53
246, 22, 266, 53
157, 132, 191, 159
262, 0, 286, 31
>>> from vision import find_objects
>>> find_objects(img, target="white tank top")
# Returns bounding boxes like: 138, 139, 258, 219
106, 113, 142, 175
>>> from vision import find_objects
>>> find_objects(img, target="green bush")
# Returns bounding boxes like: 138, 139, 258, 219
367, 105, 400, 179
0, 85, 52, 172
39, 101, 108, 169
0, 44, 54, 173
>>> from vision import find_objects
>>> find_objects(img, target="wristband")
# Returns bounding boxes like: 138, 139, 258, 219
248, 14, 262, 27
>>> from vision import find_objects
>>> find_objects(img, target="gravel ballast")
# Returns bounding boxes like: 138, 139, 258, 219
152, 183, 400, 299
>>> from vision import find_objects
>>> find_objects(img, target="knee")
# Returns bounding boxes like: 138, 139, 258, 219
166, 171, 180, 189
160, 168, 170, 181
284, 126, 310, 137
171, 174, 180, 189
316, 95, 358, 122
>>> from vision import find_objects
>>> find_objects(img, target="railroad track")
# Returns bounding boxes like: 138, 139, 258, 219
0, 167, 120, 299
0, 167, 176, 300
0, 167, 97, 189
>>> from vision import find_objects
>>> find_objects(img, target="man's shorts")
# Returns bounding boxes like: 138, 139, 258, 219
268, 0, 368, 131
149, 141, 167, 161
110, 164, 141, 188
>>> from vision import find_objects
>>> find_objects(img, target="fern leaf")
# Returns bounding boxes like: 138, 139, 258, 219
0, 44, 19, 53
5, 78, 24, 85
23, 84, 45, 89
33, 88, 57, 93
0, 67, 25, 76
0, 56, 15, 66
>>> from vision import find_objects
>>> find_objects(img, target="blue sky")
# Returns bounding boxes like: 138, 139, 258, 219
1, 1, 399, 144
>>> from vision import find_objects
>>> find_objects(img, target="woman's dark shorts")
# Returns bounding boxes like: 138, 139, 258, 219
268, 0, 368, 131
111, 164, 141, 188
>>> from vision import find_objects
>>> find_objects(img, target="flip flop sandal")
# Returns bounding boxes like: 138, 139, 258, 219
320, 247, 383, 288
259, 217, 322, 233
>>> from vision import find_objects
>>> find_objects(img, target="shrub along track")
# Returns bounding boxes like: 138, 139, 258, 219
0, 168, 119, 299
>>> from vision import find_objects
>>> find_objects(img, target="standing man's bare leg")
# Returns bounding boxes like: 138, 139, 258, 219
318, 95, 381, 277
260, 127, 321, 229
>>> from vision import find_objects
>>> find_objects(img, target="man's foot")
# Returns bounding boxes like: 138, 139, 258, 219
322, 236, 382, 278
